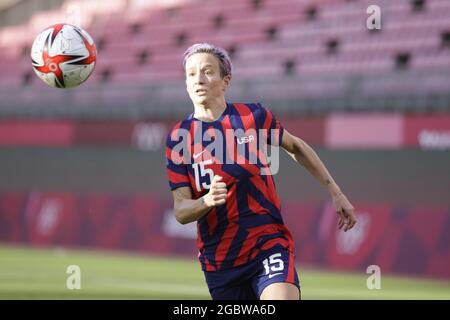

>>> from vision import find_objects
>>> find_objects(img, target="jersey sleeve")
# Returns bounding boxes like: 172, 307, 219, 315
257, 103, 284, 146
165, 127, 191, 191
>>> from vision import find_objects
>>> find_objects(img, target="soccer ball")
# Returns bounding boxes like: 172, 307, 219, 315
31, 23, 97, 88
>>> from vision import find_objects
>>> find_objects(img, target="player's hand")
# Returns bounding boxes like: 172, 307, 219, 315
203, 175, 227, 207
332, 193, 357, 232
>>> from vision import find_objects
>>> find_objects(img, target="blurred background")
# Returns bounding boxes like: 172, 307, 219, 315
0, 0, 449, 299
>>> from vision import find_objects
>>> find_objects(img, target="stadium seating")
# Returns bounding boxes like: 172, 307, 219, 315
0, 0, 449, 115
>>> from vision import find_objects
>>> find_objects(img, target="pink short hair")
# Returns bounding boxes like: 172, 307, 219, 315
183, 43, 232, 78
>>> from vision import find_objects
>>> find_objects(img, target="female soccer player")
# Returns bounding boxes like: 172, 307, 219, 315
165, 43, 357, 300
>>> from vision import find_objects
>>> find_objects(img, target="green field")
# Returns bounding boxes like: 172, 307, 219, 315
1, 245, 449, 300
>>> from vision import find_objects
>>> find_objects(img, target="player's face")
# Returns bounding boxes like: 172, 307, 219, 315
185, 53, 230, 105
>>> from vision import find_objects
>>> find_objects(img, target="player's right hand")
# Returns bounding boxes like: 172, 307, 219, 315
203, 175, 227, 207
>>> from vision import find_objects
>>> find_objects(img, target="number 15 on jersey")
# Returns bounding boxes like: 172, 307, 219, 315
192, 159, 214, 192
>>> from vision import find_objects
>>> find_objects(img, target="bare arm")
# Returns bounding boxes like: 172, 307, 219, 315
281, 129, 357, 231
172, 175, 227, 224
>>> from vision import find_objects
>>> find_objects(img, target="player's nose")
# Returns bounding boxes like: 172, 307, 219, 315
193, 71, 206, 84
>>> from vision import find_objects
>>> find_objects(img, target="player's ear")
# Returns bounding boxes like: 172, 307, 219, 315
222, 75, 231, 91
184, 69, 189, 92
185, 78, 190, 93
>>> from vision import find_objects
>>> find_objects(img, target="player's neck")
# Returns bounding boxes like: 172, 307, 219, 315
193, 99, 227, 122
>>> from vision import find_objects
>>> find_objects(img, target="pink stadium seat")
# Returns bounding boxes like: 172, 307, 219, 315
412, 53, 450, 70
0, 72, 22, 88
233, 63, 282, 79
0, 0, 449, 92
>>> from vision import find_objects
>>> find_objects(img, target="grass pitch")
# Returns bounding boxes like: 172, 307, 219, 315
1, 245, 449, 300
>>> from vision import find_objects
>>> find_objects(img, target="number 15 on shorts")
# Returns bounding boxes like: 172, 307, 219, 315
263, 253, 284, 278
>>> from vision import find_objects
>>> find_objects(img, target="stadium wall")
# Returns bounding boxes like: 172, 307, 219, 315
1, 113, 449, 149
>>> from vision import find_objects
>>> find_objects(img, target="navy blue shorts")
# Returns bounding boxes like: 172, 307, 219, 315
203, 246, 300, 300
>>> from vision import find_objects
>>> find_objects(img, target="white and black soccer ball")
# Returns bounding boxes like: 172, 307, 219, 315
31, 23, 97, 88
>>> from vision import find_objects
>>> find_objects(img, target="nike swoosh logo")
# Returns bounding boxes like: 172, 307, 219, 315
193, 150, 206, 159
268, 272, 283, 279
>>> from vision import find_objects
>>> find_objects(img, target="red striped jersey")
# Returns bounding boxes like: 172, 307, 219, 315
165, 102, 295, 271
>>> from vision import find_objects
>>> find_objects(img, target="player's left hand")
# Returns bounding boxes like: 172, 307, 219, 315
332, 193, 357, 232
